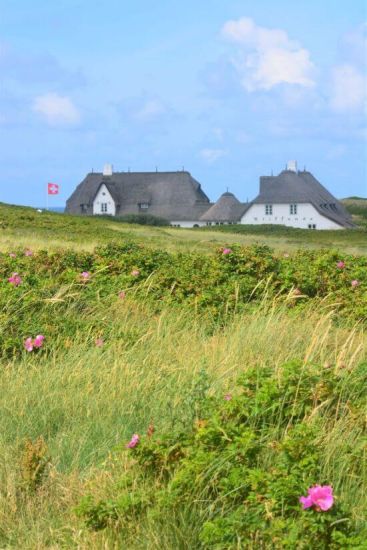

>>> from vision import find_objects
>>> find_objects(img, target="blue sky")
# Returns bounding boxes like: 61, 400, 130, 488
0, 0, 366, 207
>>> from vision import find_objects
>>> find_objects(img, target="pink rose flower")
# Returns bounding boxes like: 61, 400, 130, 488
24, 335, 45, 352
8, 273, 22, 286
24, 249, 33, 257
9, 253, 16, 258
300, 485, 334, 511
337, 261, 345, 269
131, 269, 140, 277
118, 291, 126, 299
33, 335, 45, 348
95, 337, 104, 347
224, 394, 232, 401
24, 337, 34, 352
126, 434, 140, 448
222, 248, 232, 255
81, 271, 90, 280
351, 280, 360, 288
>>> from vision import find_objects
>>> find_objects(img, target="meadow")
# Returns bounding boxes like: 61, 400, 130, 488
0, 204, 366, 549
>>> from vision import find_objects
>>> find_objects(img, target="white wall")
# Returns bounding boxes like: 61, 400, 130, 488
93, 184, 116, 216
170, 221, 206, 228
240, 203, 343, 230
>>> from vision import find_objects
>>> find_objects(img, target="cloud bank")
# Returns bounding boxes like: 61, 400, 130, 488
33, 93, 80, 126
221, 17, 315, 91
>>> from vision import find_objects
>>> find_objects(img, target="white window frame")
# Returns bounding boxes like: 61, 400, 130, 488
265, 204, 273, 215
290, 204, 297, 215
101, 203, 108, 213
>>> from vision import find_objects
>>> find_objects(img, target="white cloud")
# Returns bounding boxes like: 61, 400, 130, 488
134, 98, 166, 122
33, 93, 80, 125
199, 148, 227, 163
340, 23, 367, 67
221, 17, 315, 91
329, 65, 366, 113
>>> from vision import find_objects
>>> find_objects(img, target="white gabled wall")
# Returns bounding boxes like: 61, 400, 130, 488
241, 203, 342, 230
93, 184, 116, 216
170, 221, 206, 228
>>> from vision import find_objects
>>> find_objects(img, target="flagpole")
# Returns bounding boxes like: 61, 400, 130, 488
46, 183, 49, 211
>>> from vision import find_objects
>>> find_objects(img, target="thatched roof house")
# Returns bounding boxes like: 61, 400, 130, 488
65, 167, 211, 225
65, 162, 353, 230
199, 192, 249, 223
242, 166, 354, 229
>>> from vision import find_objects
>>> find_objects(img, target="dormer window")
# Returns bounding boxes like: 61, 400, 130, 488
265, 204, 273, 215
138, 203, 149, 210
290, 204, 297, 215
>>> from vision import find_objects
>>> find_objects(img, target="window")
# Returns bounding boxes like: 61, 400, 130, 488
290, 204, 297, 215
138, 203, 149, 210
101, 203, 108, 213
308, 224, 316, 230
265, 204, 273, 215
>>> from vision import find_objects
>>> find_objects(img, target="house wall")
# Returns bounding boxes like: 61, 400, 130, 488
240, 203, 343, 230
93, 184, 116, 216
170, 221, 206, 228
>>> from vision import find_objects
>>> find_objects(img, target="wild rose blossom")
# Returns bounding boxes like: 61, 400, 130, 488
95, 337, 104, 347
118, 291, 126, 299
24, 337, 34, 352
337, 261, 345, 269
131, 269, 140, 277
224, 394, 232, 401
9, 252, 16, 258
8, 273, 22, 286
300, 485, 334, 511
222, 248, 232, 255
351, 280, 360, 288
24, 335, 45, 352
126, 434, 140, 448
81, 271, 90, 280
24, 249, 33, 257
33, 335, 45, 348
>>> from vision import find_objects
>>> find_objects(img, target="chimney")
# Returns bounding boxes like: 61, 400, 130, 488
103, 163, 113, 176
286, 160, 297, 172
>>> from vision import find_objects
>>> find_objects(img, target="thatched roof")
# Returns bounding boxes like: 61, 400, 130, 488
65, 171, 212, 220
199, 192, 249, 222
253, 170, 354, 228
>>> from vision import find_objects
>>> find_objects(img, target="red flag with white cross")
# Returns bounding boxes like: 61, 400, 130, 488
48, 183, 59, 195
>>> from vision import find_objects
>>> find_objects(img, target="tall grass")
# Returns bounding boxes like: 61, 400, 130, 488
0, 297, 365, 548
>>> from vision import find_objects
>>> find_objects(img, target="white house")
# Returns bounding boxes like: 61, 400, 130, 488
66, 162, 353, 230
200, 161, 354, 230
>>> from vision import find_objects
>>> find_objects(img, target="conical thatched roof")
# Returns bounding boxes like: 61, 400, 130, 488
200, 192, 249, 222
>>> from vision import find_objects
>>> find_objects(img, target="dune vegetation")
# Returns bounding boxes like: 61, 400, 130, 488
0, 204, 366, 548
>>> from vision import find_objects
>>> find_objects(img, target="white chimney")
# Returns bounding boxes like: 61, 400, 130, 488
287, 160, 297, 172
103, 163, 113, 176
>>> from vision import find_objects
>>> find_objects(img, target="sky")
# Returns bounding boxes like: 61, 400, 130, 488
0, 0, 366, 207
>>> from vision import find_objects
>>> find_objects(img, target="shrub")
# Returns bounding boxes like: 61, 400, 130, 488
113, 213, 170, 226
77, 360, 367, 548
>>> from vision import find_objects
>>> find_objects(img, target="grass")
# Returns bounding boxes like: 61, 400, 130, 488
1, 202, 367, 255
0, 300, 365, 548
0, 202, 366, 548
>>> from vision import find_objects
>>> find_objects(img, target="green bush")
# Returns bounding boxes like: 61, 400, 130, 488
0, 243, 366, 358
113, 213, 170, 226
77, 360, 367, 548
